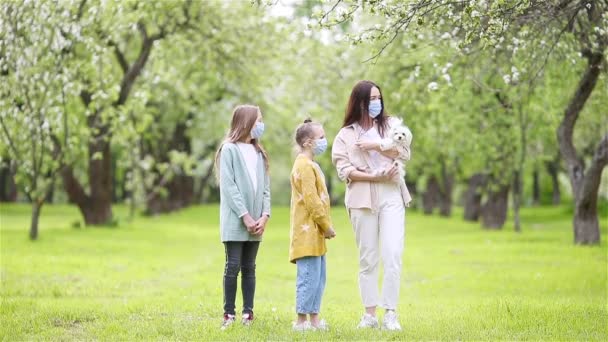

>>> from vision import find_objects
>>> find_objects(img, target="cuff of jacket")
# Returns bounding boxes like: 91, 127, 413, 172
338, 166, 356, 183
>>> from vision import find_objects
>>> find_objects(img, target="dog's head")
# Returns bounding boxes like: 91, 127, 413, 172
390, 125, 411, 145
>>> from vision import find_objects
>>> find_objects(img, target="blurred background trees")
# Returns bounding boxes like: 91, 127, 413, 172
1, 0, 606, 243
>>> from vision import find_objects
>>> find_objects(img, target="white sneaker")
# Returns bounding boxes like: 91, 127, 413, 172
221, 314, 236, 330
293, 321, 312, 332
242, 312, 254, 326
312, 319, 329, 331
383, 311, 402, 331
357, 313, 379, 329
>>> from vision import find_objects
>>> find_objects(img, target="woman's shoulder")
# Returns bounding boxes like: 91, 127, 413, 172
335, 125, 355, 139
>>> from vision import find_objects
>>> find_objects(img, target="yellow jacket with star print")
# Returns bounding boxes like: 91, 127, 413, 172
289, 155, 332, 263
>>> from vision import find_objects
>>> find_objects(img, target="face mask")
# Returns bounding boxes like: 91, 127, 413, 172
251, 122, 265, 139
313, 138, 328, 155
368, 99, 382, 118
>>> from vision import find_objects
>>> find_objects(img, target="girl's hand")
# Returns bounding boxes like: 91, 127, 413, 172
324, 228, 336, 239
253, 215, 269, 235
242, 213, 257, 232
355, 140, 379, 152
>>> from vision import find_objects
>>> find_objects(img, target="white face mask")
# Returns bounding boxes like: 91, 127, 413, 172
369, 99, 382, 118
313, 138, 328, 155
251, 122, 265, 139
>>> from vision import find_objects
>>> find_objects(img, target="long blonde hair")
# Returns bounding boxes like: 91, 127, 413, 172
214, 105, 270, 179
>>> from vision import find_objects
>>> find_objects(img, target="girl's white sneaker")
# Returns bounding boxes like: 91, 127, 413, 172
312, 319, 329, 331
220, 314, 236, 330
292, 321, 312, 332
383, 311, 402, 331
357, 313, 379, 328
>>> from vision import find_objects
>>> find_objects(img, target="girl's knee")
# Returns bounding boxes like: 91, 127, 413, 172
224, 262, 240, 277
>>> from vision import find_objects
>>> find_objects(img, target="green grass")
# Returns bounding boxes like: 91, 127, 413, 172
1, 203, 607, 341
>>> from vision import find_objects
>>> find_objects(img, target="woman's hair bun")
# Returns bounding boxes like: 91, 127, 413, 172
303, 118, 312, 123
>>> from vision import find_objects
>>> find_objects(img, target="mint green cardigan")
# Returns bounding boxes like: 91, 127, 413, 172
218, 143, 271, 242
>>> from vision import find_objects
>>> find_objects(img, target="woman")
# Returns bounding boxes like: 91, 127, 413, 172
331, 80, 412, 331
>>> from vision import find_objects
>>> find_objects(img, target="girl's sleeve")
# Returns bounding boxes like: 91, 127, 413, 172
300, 165, 331, 233
219, 146, 249, 217
262, 172, 271, 217
331, 132, 356, 184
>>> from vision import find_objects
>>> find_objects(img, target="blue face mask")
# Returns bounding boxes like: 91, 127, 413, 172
251, 122, 265, 139
313, 138, 328, 155
369, 99, 382, 118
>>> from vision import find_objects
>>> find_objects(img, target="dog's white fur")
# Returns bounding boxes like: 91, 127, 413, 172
379, 118, 412, 179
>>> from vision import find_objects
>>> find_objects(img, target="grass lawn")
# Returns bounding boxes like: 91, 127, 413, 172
1, 203, 606, 341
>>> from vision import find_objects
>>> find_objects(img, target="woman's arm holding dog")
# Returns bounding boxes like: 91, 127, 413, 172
356, 140, 401, 159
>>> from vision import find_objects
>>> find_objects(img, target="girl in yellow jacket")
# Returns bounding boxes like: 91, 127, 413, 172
290, 119, 336, 331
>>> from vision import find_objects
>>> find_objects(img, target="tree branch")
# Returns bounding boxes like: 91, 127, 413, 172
557, 50, 604, 188
114, 22, 156, 106
0, 116, 20, 160
109, 41, 129, 74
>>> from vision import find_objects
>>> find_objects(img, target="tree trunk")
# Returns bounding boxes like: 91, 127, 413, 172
572, 135, 607, 244
0, 160, 17, 202
422, 175, 440, 215
545, 156, 561, 205
556, 49, 606, 245
195, 162, 215, 203
144, 118, 194, 215
463, 173, 485, 221
61, 137, 114, 225
532, 167, 540, 205
29, 200, 43, 240
512, 170, 522, 232
405, 179, 417, 197
112, 152, 119, 203
481, 184, 510, 229
145, 174, 195, 215
438, 167, 454, 217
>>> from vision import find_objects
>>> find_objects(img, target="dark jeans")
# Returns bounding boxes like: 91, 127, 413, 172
223, 241, 260, 315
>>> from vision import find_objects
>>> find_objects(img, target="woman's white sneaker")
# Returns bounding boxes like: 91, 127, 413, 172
383, 311, 402, 331
357, 313, 379, 328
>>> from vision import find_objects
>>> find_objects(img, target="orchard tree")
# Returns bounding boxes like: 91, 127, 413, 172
0, 1, 80, 239
55, 0, 197, 225
318, 0, 608, 243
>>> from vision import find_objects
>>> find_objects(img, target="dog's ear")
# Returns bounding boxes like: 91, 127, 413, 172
393, 117, 403, 126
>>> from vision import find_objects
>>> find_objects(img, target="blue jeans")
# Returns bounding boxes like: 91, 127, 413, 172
296, 255, 326, 314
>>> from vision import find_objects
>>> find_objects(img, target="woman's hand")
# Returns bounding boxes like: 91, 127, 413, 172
355, 140, 380, 152
252, 215, 269, 236
242, 213, 257, 232
375, 165, 400, 183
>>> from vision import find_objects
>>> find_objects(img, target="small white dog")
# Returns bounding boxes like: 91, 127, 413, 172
380, 118, 412, 179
